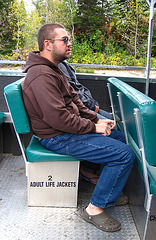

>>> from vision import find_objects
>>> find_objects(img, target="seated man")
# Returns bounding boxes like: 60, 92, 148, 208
59, 60, 113, 182
21, 23, 135, 232
58, 60, 112, 120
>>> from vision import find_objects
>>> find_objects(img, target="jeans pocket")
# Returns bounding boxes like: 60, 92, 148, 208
43, 136, 70, 155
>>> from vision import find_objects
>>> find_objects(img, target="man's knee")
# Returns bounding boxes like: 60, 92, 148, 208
126, 145, 135, 164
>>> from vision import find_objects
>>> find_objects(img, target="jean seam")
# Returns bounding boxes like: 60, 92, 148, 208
68, 137, 128, 157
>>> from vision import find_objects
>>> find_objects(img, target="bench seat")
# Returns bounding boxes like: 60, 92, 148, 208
4, 78, 80, 207
107, 77, 156, 239
26, 135, 79, 162
107, 77, 156, 198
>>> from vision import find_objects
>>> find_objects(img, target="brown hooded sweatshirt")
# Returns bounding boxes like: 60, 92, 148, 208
21, 51, 99, 138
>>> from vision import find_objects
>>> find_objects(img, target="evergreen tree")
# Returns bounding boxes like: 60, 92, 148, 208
74, 0, 107, 36
73, 0, 113, 52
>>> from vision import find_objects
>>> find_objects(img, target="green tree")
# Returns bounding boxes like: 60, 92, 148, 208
11, 0, 27, 59
23, 8, 42, 55
32, 0, 46, 24
0, 0, 17, 56
10, 0, 41, 60
74, 0, 107, 36
63, 0, 77, 38
113, 0, 149, 62
73, 0, 113, 52
33, 0, 77, 35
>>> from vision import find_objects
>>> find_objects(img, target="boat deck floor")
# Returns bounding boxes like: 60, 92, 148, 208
0, 154, 140, 240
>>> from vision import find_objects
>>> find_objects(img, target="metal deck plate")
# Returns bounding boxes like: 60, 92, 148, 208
0, 155, 140, 240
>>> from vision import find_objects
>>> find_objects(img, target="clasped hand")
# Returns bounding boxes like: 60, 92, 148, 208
95, 119, 116, 136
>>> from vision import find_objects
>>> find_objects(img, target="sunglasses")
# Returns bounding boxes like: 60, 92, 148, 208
47, 37, 71, 43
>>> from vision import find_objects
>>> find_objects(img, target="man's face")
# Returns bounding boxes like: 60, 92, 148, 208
51, 28, 72, 63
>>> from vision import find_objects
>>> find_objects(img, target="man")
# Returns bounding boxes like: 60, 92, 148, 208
22, 23, 135, 232
58, 60, 113, 183
58, 60, 112, 120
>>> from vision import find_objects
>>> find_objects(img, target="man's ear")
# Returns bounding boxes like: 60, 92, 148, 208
44, 40, 52, 51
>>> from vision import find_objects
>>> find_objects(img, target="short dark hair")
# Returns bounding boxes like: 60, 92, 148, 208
37, 23, 65, 51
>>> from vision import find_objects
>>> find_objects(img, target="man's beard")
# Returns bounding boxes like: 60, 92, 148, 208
52, 52, 70, 64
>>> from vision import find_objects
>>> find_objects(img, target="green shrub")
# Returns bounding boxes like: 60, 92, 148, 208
1, 34, 156, 69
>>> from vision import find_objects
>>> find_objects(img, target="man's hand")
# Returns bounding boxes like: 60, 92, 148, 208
95, 119, 116, 136
97, 119, 116, 129
95, 105, 100, 113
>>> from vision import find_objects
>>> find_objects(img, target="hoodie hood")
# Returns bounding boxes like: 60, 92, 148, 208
23, 51, 58, 73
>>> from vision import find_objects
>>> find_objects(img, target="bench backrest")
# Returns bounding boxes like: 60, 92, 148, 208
4, 78, 31, 134
4, 78, 80, 165
107, 77, 156, 167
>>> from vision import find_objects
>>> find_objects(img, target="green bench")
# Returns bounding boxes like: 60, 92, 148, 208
4, 78, 80, 207
107, 77, 156, 239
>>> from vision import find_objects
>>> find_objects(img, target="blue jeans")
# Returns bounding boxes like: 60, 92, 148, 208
98, 109, 113, 120
40, 129, 135, 208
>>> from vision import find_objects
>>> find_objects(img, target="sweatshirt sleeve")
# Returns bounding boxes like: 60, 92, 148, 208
68, 84, 99, 122
59, 61, 99, 111
31, 74, 97, 135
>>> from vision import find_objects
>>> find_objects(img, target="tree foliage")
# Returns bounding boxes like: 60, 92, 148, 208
113, 0, 149, 62
74, 0, 106, 32
11, 0, 27, 59
33, 0, 76, 35
0, 0, 17, 55
0, 0, 155, 66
